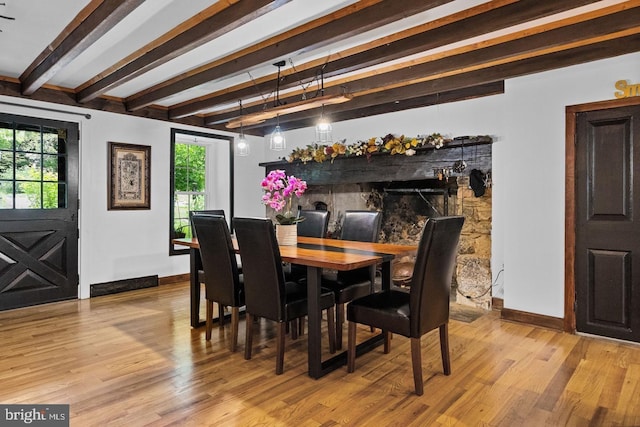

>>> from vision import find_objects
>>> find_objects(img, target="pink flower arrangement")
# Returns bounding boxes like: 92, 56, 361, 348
261, 169, 307, 224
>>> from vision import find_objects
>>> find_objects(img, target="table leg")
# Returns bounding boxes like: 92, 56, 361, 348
380, 260, 392, 291
306, 260, 392, 379
190, 248, 203, 328
306, 265, 322, 379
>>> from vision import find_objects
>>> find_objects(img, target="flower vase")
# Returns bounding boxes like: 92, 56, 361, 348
276, 224, 297, 246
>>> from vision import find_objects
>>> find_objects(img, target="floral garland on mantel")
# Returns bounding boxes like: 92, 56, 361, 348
285, 133, 448, 164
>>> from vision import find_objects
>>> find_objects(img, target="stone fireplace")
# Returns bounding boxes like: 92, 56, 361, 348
261, 137, 493, 309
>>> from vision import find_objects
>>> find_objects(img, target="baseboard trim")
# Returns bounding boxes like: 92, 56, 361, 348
158, 273, 190, 285
90, 275, 158, 297
492, 297, 503, 311
501, 307, 564, 331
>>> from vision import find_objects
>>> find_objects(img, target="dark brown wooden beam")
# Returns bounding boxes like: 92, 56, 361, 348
251, 82, 505, 133
205, 5, 640, 126
233, 31, 640, 133
0, 79, 205, 128
170, 0, 599, 119
20, 0, 146, 96
125, 0, 453, 111
76, 0, 292, 104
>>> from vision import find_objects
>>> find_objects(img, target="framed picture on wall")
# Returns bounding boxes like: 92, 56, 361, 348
107, 142, 151, 210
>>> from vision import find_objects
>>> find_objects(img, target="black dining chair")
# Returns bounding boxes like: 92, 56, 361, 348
191, 209, 242, 272
287, 210, 331, 283
322, 210, 382, 349
233, 217, 336, 375
190, 209, 226, 238
297, 210, 330, 238
191, 214, 244, 352
346, 216, 464, 395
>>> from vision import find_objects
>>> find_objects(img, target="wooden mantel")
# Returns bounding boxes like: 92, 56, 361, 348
259, 136, 493, 185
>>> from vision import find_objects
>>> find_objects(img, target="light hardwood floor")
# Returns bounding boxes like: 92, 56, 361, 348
1, 282, 639, 426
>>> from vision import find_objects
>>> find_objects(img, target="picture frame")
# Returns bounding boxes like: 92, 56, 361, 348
107, 142, 151, 210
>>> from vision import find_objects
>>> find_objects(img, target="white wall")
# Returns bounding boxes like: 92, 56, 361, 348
0, 97, 265, 299
233, 136, 267, 218
501, 52, 640, 316
267, 51, 640, 317
2, 51, 638, 314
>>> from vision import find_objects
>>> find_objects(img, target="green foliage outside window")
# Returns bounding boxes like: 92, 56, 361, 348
174, 143, 206, 192
0, 126, 65, 209
173, 143, 206, 238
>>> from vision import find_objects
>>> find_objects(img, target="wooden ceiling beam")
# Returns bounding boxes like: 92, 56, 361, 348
170, 0, 600, 119
221, 31, 640, 132
252, 82, 506, 134
20, 0, 146, 96
125, 0, 453, 112
204, 5, 640, 127
75, 0, 292, 103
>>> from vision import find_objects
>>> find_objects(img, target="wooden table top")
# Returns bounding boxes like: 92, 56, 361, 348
172, 236, 417, 271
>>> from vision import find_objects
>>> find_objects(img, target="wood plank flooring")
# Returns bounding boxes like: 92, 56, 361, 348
0, 282, 639, 426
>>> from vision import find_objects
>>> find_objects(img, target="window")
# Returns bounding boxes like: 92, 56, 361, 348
170, 129, 233, 255
0, 120, 68, 209
173, 143, 206, 238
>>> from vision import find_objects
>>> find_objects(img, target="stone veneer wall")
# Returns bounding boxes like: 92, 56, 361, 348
455, 176, 492, 309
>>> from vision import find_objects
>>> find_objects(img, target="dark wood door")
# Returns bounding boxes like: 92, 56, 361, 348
0, 114, 79, 311
575, 105, 640, 342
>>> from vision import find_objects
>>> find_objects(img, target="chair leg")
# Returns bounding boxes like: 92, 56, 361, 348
369, 267, 376, 333
410, 337, 424, 396
383, 330, 391, 354
276, 322, 286, 375
347, 321, 356, 373
440, 323, 451, 375
326, 307, 336, 354
205, 300, 213, 341
291, 320, 298, 340
299, 317, 305, 335
244, 313, 254, 360
218, 304, 225, 328
230, 307, 239, 352
336, 303, 345, 350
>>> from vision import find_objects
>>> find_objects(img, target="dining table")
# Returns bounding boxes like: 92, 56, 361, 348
173, 235, 417, 379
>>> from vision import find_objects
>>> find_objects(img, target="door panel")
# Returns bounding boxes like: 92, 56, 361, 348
0, 114, 78, 311
575, 106, 640, 342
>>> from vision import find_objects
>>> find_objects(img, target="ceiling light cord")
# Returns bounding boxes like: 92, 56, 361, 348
273, 60, 286, 107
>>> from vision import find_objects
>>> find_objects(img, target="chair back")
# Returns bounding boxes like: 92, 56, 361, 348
409, 216, 464, 337
341, 210, 382, 242
336, 210, 382, 283
297, 210, 330, 238
190, 210, 226, 238
192, 215, 242, 307
233, 217, 287, 321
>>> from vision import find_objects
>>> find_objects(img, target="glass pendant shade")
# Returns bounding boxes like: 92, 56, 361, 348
270, 125, 286, 151
315, 117, 332, 144
236, 134, 250, 156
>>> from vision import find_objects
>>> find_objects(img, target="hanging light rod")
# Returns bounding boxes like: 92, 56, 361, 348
225, 93, 352, 129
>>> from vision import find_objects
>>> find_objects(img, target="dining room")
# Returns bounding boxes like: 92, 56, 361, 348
1, 1, 640, 425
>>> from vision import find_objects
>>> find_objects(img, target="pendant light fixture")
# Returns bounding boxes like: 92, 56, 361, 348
270, 115, 286, 151
315, 110, 332, 144
226, 61, 352, 130
269, 61, 286, 151
235, 100, 250, 156
315, 66, 332, 144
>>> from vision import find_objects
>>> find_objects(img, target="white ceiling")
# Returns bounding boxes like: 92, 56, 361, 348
0, 0, 635, 133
